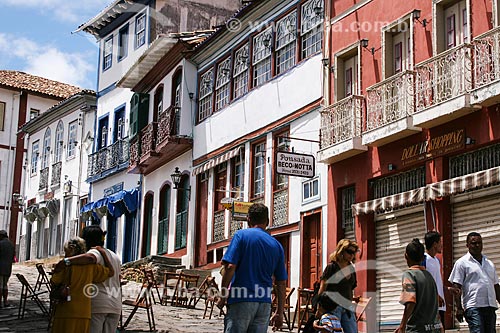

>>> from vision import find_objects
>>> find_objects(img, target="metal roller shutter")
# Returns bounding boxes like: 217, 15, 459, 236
375, 208, 426, 329
452, 189, 500, 329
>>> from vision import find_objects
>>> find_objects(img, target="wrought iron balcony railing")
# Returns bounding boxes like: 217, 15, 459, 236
272, 188, 288, 227
51, 162, 62, 187
365, 70, 416, 132
473, 27, 500, 89
39, 167, 49, 191
213, 210, 225, 242
87, 139, 130, 178
157, 106, 180, 145
320, 95, 364, 149
415, 44, 473, 112
140, 122, 158, 159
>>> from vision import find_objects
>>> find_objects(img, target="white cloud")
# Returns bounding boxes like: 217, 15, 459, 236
2, 0, 111, 23
0, 33, 95, 89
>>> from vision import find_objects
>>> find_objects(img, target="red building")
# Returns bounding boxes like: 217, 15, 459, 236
320, 0, 500, 331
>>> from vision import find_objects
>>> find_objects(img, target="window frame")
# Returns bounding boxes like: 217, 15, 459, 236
118, 24, 129, 61
300, 0, 324, 59
55, 121, 64, 163
103, 36, 113, 71
67, 120, 78, 159
0, 101, 5, 131
251, 141, 266, 199
334, 43, 360, 101
302, 176, 320, 203
252, 27, 273, 88
42, 128, 51, 169
197, 69, 214, 123
233, 43, 250, 99
215, 57, 232, 112
31, 140, 39, 175
275, 10, 298, 75
381, 13, 415, 79
135, 13, 146, 49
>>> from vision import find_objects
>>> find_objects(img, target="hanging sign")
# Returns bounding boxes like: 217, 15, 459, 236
232, 201, 253, 220
276, 152, 315, 178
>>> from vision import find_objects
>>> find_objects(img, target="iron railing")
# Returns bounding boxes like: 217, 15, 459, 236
51, 162, 62, 187
450, 142, 500, 178
320, 95, 364, 149
365, 70, 415, 132
157, 106, 180, 145
39, 167, 49, 191
87, 139, 130, 178
272, 188, 288, 227
213, 210, 225, 242
473, 27, 500, 89
415, 44, 473, 112
140, 122, 158, 159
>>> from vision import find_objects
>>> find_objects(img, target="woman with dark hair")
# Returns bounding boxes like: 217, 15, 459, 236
50, 238, 114, 333
317, 238, 359, 333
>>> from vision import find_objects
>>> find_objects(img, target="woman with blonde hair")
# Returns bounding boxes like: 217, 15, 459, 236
317, 238, 359, 333
50, 237, 114, 333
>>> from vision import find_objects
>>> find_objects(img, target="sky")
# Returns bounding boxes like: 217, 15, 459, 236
0, 0, 111, 90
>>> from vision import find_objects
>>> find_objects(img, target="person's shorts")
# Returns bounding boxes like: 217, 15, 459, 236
0, 275, 10, 289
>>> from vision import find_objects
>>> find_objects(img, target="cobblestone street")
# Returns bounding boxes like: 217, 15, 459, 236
0, 262, 281, 333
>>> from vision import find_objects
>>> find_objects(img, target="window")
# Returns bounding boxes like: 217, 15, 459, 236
447, 14, 456, 48
42, 128, 51, 169
103, 36, 113, 70
0, 101, 4, 131
154, 85, 163, 122
302, 177, 319, 202
462, 8, 468, 43
135, 13, 146, 48
31, 141, 39, 175
435, 0, 468, 53
275, 11, 297, 74
30, 108, 39, 120
215, 57, 231, 111
275, 134, 290, 190
114, 108, 125, 142
231, 153, 245, 197
118, 24, 129, 61
98, 116, 108, 149
301, 0, 323, 58
252, 142, 266, 198
382, 19, 412, 78
394, 42, 403, 73
55, 121, 64, 163
67, 121, 77, 158
253, 27, 273, 87
233, 44, 249, 99
158, 185, 170, 254
335, 50, 358, 100
172, 71, 182, 135
341, 186, 355, 232
198, 69, 214, 122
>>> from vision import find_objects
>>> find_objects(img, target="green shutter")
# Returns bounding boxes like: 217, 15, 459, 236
129, 94, 139, 139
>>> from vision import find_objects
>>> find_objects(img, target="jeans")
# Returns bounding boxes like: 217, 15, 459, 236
464, 307, 497, 333
332, 305, 358, 333
224, 302, 271, 333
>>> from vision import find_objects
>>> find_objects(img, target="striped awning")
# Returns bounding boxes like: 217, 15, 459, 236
427, 166, 500, 200
192, 146, 242, 176
352, 187, 426, 216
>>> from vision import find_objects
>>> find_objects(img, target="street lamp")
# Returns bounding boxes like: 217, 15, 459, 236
170, 167, 191, 200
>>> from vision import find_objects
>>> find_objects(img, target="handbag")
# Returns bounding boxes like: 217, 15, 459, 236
50, 266, 72, 303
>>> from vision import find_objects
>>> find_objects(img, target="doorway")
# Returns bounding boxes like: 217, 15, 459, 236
301, 212, 322, 289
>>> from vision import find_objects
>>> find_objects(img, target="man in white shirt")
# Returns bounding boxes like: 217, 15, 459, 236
58, 226, 122, 333
449, 232, 500, 333
424, 231, 446, 325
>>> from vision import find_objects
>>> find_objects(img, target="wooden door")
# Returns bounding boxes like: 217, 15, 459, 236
275, 234, 290, 285
195, 172, 209, 267
302, 213, 322, 289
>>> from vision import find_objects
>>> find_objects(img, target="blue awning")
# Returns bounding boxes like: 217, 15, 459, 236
81, 188, 139, 219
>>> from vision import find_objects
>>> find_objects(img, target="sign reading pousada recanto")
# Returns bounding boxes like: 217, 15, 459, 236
276, 152, 315, 178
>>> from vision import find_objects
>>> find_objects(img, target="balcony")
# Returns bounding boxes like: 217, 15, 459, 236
87, 139, 130, 181
39, 167, 49, 192
51, 162, 62, 187
472, 27, 500, 106
128, 106, 192, 175
363, 70, 420, 146
413, 44, 476, 127
318, 95, 367, 163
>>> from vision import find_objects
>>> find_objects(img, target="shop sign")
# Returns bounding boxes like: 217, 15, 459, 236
276, 152, 315, 178
401, 129, 465, 166
104, 182, 124, 196
232, 201, 253, 220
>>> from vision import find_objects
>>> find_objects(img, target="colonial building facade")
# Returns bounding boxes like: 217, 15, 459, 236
319, 0, 500, 331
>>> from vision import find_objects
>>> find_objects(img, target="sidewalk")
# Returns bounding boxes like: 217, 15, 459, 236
0, 263, 280, 333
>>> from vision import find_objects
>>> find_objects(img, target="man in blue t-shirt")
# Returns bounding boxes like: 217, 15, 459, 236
217, 203, 288, 332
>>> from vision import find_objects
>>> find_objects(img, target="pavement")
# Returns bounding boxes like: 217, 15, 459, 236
0, 262, 283, 333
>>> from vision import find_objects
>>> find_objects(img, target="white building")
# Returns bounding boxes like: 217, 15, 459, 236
19, 91, 96, 260
0, 70, 81, 253
77, 0, 241, 263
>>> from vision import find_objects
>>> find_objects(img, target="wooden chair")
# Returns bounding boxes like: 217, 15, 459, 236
121, 270, 156, 332
34, 263, 52, 293
271, 286, 295, 330
160, 271, 180, 306
354, 296, 372, 322
193, 275, 214, 307
16, 273, 50, 319
143, 268, 162, 305
292, 288, 315, 332
172, 272, 200, 308
202, 278, 225, 319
